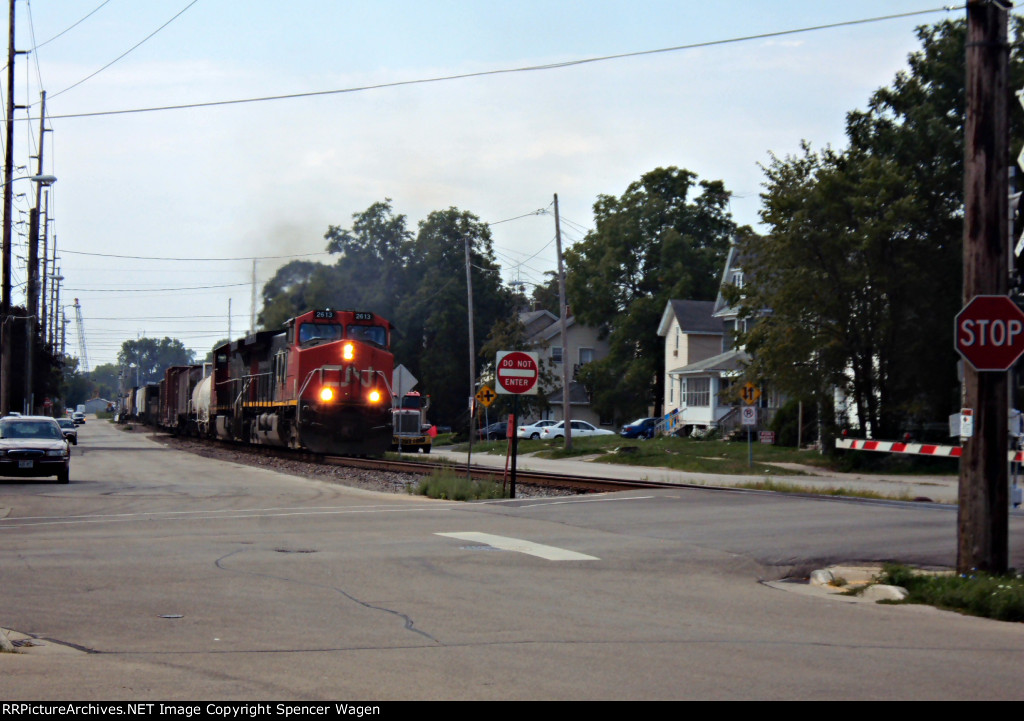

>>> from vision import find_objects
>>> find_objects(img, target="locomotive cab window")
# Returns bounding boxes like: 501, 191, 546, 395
347, 324, 387, 349
298, 323, 343, 346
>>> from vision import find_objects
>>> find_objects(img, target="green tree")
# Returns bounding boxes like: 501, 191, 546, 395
566, 166, 739, 420
117, 338, 196, 385
324, 199, 413, 321
61, 357, 92, 409
738, 18, 1024, 439
258, 260, 331, 330
529, 271, 560, 315
89, 363, 121, 399
396, 207, 514, 426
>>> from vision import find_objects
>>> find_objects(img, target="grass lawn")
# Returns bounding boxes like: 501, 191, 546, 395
446, 435, 843, 476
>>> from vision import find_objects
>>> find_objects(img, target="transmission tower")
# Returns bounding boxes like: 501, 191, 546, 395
73, 297, 89, 372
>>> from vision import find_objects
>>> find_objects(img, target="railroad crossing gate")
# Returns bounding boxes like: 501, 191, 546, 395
495, 351, 539, 395
955, 295, 1024, 371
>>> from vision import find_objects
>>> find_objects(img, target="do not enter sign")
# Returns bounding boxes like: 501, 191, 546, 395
956, 295, 1024, 371
495, 350, 539, 395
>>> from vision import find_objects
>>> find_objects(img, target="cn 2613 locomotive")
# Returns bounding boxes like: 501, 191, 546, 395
151, 309, 395, 456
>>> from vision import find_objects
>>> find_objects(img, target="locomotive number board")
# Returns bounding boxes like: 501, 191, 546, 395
314, 310, 336, 319
353, 312, 374, 321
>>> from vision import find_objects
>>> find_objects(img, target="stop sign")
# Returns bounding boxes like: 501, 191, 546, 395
955, 295, 1024, 371
495, 350, 539, 395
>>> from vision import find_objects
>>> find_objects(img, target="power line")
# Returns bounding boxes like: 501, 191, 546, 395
49, 0, 203, 100
61, 249, 330, 261
42, 6, 961, 120
64, 282, 250, 292
32, 0, 112, 51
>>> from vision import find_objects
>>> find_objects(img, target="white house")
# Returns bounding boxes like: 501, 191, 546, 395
657, 299, 734, 433
658, 241, 781, 436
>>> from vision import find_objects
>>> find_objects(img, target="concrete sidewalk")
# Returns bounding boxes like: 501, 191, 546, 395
427, 446, 961, 503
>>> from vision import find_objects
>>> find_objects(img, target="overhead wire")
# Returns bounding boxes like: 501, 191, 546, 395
41, 5, 962, 121
32, 0, 112, 51
49, 0, 203, 100
61, 249, 331, 261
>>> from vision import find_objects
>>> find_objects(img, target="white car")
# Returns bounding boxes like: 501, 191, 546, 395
517, 420, 558, 440
539, 420, 615, 440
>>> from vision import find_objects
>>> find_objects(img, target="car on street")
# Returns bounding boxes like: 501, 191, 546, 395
620, 417, 659, 439
72, 411, 86, 425
57, 418, 78, 445
477, 421, 509, 440
517, 420, 558, 439
539, 420, 615, 440
0, 415, 71, 483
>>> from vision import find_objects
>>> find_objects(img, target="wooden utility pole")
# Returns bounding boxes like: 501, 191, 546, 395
554, 194, 572, 450
464, 232, 477, 476
1, 0, 16, 416
960, 0, 1011, 574
25, 91, 47, 413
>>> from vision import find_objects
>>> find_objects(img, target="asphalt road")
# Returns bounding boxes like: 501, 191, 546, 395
1, 419, 1022, 700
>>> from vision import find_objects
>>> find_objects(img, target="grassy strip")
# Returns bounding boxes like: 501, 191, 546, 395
410, 468, 507, 501
734, 479, 911, 501
878, 564, 1024, 622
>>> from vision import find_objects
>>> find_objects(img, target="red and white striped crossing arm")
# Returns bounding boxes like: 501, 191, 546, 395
836, 437, 1024, 462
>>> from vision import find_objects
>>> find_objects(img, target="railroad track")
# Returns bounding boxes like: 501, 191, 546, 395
185, 435, 681, 494
323, 454, 684, 494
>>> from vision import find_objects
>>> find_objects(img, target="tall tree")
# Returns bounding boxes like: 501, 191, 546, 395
117, 338, 195, 385
738, 18, 1024, 439
324, 199, 413, 321
396, 208, 513, 425
566, 166, 738, 420
258, 260, 332, 330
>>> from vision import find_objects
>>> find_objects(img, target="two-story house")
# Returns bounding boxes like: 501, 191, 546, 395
658, 241, 781, 436
520, 309, 611, 427
657, 299, 731, 434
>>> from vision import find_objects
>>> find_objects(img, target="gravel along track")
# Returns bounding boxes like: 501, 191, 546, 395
149, 431, 575, 498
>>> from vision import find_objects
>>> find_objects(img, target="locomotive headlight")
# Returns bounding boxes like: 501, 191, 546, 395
320, 387, 335, 402
368, 389, 382, 403
342, 343, 355, 361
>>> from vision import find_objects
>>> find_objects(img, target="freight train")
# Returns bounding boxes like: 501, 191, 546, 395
123, 308, 395, 456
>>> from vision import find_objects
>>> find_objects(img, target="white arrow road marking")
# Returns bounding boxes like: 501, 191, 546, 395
436, 532, 599, 561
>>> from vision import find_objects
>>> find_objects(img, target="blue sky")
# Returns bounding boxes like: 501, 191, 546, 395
8, 1, 969, 368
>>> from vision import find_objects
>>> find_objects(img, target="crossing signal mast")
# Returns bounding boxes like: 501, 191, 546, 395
73, 298, 89, 373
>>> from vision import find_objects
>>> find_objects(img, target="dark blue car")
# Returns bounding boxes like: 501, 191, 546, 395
620, 417, 658, 439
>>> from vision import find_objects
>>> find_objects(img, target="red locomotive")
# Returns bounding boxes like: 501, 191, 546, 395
146, 309, 394, 456
207, 309, 394, 455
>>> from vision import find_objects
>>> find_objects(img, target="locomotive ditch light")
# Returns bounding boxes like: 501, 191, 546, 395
342, 343, 355, 361
368, 389, 382, 403
320, 387, 335, 402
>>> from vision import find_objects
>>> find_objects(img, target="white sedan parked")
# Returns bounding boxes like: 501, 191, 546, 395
539, 420, 615, 440
517, 420, 558, 439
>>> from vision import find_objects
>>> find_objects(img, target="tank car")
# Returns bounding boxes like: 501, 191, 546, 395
208, 308, 393, 456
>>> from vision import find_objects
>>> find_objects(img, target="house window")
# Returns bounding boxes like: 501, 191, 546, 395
578, 347, 594, 365
732, 270, 744, 289
685, 377, 711, 407
551, 346, 563, 363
